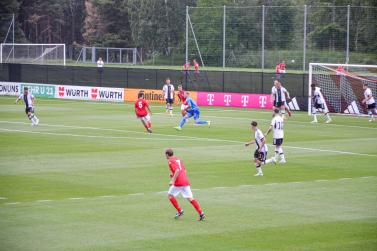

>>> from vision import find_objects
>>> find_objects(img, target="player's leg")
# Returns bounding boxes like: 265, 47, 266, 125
168, 186, 184, 218
193, 110, 210, 126
277, 141, 286, 163
253, 150, 263, 176
311, 105, 318, 123
26, 108, 37, 126
183, 187, 205, 221
180, 104, 187, 117
168, 100, 173, 116
280, 104, 286, 119
165, 100, 169, 113
176, 112, 193, 130
142, 116, 152, 133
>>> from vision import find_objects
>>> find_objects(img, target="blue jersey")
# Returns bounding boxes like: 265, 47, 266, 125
186, 97, 199, 111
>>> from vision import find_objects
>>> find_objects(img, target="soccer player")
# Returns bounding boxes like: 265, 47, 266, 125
245, 121, 274, 177
175, 91, 210, 131
134, 91, 152, 133
177, 85, 188, 117
165, 148, 205, 221
271, 80, 290, 119
265, 109, 286, 164
362, 83, 376, 122
15, 87, 39, 126
162, 78, 175, 116
311, 84, 332, 124
193, 59, 200, 74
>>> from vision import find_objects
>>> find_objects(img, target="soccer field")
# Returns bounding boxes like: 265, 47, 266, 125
0, 96, 376, 251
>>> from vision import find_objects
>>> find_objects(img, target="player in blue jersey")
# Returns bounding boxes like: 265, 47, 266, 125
175, 91, 210, 131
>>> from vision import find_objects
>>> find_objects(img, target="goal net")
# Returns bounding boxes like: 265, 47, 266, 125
0, 43, 66, 65
308, 63, 377, 115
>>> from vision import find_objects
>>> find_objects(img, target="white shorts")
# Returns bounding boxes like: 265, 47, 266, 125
138, 114, 151, 123
168, 185, 193, 198
181, 104, 188, 111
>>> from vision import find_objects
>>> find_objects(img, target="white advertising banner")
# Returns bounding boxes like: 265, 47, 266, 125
0, 82, 21, 96
56, 85, 124, 102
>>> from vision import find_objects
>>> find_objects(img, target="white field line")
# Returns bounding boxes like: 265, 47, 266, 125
0, 197, 7, 200
2, 176, 375, 206
1, 123, 376, 157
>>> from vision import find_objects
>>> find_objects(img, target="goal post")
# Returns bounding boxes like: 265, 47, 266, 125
0, 43, 66, 65
308, 63, 377, 116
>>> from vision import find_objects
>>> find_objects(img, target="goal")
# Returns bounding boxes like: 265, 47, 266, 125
0, 43, 66, 65
308, 63, 377, 115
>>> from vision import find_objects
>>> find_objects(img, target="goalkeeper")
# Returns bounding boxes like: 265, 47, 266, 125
311, 84, 332, 124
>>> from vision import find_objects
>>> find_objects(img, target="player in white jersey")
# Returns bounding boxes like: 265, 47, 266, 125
15, 87, 39, 126
362, 83, 376, 122
310, 84, 332, 124
271, 80, 291, 119
265, 109, 286, 164
162, 78, 175, 116
245, 121, 274, 177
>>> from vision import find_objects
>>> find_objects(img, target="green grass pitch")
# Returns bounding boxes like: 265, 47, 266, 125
0, 96, 376, 251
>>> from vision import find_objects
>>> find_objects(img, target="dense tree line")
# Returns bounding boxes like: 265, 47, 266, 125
0, 0, 376, 62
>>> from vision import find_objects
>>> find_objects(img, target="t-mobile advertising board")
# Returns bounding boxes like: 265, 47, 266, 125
56, 85, 124, 102
197, 92, 272, 109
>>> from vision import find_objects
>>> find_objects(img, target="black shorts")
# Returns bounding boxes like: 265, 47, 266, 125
166, 98, 174, 105
367, 103, 376, 110
273, 138, 283, 146
25, 107, 34, 114
314, 102, 324, 109
254, 149, 267, 162
274, 101, 284, 108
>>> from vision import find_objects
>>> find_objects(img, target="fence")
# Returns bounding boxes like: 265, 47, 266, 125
186, 5, 377, 70
0, 63, 308, 98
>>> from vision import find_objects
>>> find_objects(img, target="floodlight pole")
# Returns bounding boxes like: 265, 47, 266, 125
185, 6, 189, 64
261, 5, 265, 71
12, 13, 15, 62
346, 5, 350, 65
222, 5, 226, 69
303, 5, 307, 72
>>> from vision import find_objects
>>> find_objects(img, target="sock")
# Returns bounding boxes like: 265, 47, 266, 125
325, 113, 331, 120
313, 113, 317, 121
274, 150, 279, 160
256, 165, 262, 174
190, 199, 203, 215
179, 117, 187, 128
265, 158, 273, 164
368, 111, 372, 119
169, 107, 173, 115
195, 120, 208, 125
279, 147, 285, 161
147, 122, 151, 129
169, 196, 182, 212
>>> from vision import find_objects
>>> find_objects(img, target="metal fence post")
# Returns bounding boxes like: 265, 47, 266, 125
346, 5, 350, 64
185, 6, 189, 64
223, 5, 226, 69
303, 5, 307, 72
261, 5, 265, 71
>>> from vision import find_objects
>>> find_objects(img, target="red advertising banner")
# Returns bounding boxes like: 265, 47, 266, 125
197, 91, 272, 109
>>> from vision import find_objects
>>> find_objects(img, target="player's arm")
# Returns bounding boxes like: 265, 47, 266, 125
185, 100, 192, 111
146, 104, 152, 115
270, 93, 274, 104
31, 96, 36, 106
284, 89, 291, 100
15, 95, 22, 104
259, 137, 266, 152
245, 140, 255, 147
362, 93, 372, 104
265, 125, 273, 136
169, 169, 180, 186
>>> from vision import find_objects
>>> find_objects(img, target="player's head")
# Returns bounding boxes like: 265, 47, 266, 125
165, 148, 174, 159
193, 59, 197, 63
282, 60, 285, 64
251, 121, 258, 131
178, 85, 183, 91
23, 87, 29, 94
138, 91, 144, 99
311, 83, 316, 91
273, 108, 280, 116
363, 83, 368, 90
98, 57, 102, 61
166, 78, 171, 85
184, 91, 190, 98
274, 80, 281, 87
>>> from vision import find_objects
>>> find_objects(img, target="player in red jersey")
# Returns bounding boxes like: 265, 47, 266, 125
165, 148, 205, 221
134, 92, 152, 133
177, 85, 188, 117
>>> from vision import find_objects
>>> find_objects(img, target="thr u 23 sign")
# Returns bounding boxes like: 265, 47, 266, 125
197, 92, 272, 109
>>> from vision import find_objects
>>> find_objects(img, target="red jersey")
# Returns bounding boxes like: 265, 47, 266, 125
279, 63, 285, 71
134, 98, 149, 117
194, 62, 199, 71
183, 63, 190, 71
337, 65, 344, 72
168, 156, 190, 186
275, 64, 281, 73
178, 90, 186, 104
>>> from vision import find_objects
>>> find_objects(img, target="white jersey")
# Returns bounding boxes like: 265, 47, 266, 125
270, 115, 284, 139
97, 60, 104, 68
364, 88, 375, 105
312, 87, 325, 105
18, 93, 34, 108
271, 86, 288, 102
163, 84, 174, 99
255, 129, 268, 152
